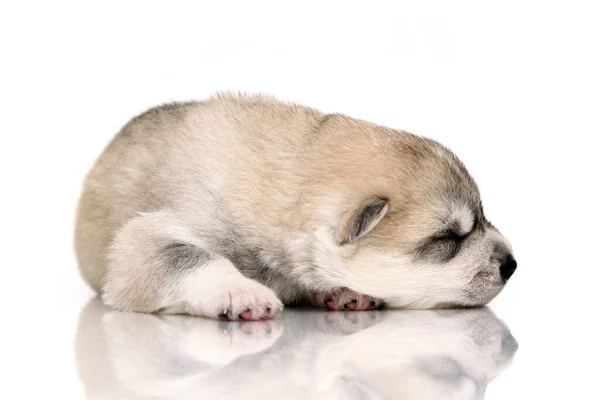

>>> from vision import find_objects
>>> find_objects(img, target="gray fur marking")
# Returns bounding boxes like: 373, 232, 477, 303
162, 243, 212, 272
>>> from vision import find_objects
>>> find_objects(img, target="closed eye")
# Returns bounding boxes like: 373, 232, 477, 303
414, 229, 467, 262
436, 229, 465, 241
435, 233, 463, 260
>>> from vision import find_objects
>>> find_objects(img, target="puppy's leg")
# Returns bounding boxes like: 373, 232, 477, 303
102, 211, 283, 320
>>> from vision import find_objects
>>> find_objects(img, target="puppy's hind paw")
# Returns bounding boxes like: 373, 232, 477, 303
311, 288, 382, 311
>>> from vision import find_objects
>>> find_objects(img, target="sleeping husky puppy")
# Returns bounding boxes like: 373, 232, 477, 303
74, 93, 517, 320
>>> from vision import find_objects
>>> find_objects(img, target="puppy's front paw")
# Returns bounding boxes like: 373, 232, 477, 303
206, 279, 283, 321
311, 288, 382, 311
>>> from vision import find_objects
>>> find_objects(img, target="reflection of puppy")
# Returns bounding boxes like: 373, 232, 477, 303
74, 93, 517, 320
75, 298, 517, 400
75, 298, 284, 399
336, 310, 518, 400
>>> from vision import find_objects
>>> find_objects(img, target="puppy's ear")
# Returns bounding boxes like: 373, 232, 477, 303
336, 197, 389, 245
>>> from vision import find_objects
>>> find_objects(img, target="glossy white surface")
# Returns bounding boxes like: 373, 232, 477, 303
2, 1, 599, 399
76, 299, 516, 400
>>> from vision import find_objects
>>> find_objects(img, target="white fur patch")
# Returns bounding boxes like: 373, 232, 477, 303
174, 258, 283, 319
449, 202, 474, 234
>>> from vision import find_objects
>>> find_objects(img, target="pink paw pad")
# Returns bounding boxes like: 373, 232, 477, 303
218, 306, 274, 321
312, 288, 382, 311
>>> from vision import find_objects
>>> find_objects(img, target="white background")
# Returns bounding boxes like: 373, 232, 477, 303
1, 1, 599, 398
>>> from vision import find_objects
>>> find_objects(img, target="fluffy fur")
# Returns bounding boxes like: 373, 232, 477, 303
74, 92, 516, 319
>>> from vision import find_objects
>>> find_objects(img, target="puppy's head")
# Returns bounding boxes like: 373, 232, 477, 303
305, 116, 516, 308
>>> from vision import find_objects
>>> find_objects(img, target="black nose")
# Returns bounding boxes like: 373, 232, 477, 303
499, 255, 517, 282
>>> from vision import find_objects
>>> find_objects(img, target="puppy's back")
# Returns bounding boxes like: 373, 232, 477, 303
74, 94, 323, 292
